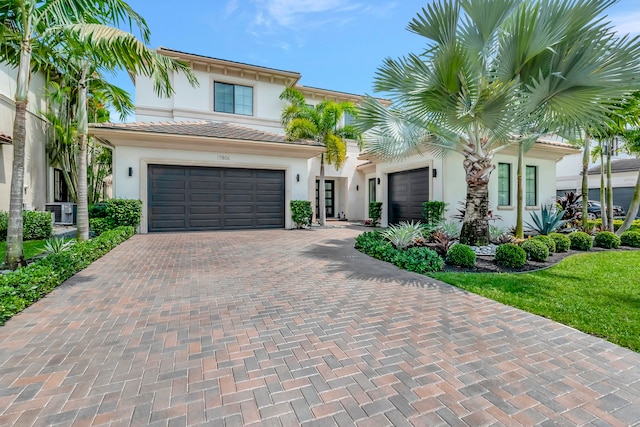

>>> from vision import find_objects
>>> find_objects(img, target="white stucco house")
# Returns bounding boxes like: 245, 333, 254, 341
89, 47, 578, 233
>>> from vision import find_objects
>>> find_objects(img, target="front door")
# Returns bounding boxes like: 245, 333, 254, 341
315, 180, 335, 218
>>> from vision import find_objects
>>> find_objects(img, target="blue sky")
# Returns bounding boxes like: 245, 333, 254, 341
111, 0, 640, 117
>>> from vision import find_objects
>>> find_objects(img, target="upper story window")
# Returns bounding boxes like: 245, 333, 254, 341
344, 112, 355, 126
214, 82, 253, 116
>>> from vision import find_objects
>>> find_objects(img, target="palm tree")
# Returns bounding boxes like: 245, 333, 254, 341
358, 0, 640, 245
279, 87, 361, 226
617, 129, 640, 235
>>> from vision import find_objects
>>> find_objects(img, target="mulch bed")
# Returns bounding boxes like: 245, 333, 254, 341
440, 246, 640, 274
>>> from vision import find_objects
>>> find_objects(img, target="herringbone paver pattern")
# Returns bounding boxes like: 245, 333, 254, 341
1, 226, 639, 426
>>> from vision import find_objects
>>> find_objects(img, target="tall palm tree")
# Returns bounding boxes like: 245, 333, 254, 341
617, 129, 640, 235
279, 87, 361, 226
359, 0, 640, 245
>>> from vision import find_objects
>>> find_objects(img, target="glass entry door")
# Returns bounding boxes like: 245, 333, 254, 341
315, 180, 335, 218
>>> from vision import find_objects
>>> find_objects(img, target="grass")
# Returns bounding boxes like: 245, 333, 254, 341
431, 250, 640, 352
0, 240, 47, 262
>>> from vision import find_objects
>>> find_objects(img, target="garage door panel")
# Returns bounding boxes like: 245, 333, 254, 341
389, 167, 430, 224
148, 165, 284, 232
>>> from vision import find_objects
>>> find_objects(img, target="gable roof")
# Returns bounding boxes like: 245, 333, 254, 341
587, 158, 640, 175
90, 121, 322, 147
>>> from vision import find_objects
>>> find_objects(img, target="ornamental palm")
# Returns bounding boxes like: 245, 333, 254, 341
279, 87, 361, 226
359, 0, 640, 245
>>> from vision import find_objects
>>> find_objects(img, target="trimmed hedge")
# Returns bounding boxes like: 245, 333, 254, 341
105, 199, 142, 229
569, 231, 593, 251
532, 235, 556, 253
520, 239, 549, 262
0, 226, 135, 325
355, 231, 443, 273
0, 211, 53, 241
445, 244, 476, 268
290, 200, 312, 229
495, 243, 527, 268
620, 230, 640, 248
549, 232, 571, 253
594, 231, 621, 249
588, 218, 640, 232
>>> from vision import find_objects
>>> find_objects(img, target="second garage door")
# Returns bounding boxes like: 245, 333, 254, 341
148, 164, 285, 232
388, 167, 430, 224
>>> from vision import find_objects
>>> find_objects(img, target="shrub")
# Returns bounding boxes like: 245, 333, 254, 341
549, 233, 571, 253
395, 246, 444, 274
88, 203, 108, 219
0, 226, 134, 325
105, 199, 142, 229
43, 237, 75, 254
525, 205, 569, 235
445, 244, 476, 268
568, 231, 593, 251
422, 201, 445, 225
432, 230, 455, 257
520, 239, 549, 262
594, 231, 621, 249
368, 202, 383, 226
588, 218, 640, 232
435, 221, 461, 239
532, 235, 556, 253
90, 218, 110, 236
620, 230, 640, 248
0, 211, 53, 241
380, 221, 424, 250
495, 243, 527, 268
290, 200, 312, 229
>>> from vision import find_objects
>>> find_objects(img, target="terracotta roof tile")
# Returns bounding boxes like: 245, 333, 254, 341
90, 121, 321, 147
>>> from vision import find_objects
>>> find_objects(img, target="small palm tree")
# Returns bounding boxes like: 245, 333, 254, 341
279, 87, 361, 226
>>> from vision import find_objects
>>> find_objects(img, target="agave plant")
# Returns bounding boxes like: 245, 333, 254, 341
525, 205, 569, 235
380, 220, 425, 250
43, 237, 75, 254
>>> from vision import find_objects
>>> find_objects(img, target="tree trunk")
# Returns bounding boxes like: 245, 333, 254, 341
318, 154, 326, 227
515, 142, 524, 239
581, 136, 590, 229
459, 154, 492, 246
76, 67, 90, 241
606, 140, 614, 231
599, 143, 607, 230
617, 167, 640, 235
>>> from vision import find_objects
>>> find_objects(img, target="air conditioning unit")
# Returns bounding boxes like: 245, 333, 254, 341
45, 202, 77, 225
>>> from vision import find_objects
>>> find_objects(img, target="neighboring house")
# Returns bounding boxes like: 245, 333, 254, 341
0, 62, 50, 212
90, 47, 578, 233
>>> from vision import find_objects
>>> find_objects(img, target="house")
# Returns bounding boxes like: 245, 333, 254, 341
90, 47, 578, 233
0, 62, 50, 212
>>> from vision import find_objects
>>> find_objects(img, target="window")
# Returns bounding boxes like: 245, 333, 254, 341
498, 163, 511, 206
214, 82, 253, 115
344, 112, 355, 126
368, 178, 376, 203
526, 165, 538, 206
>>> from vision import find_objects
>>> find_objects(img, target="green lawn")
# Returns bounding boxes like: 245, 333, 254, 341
0, 240, 47, 262
431, 250, 640, 352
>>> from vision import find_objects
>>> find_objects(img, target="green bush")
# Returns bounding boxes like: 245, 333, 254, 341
594, 231, 621, 249
105, 199, 142, 229
0, 211, 53, 241
0, 226, 134, 325
568, 231, 593, 251
620, 230, 640, 248
89, 218, 110, 236
369, 202, 383, 227
422, 201, 445, 225
549, 232, 571, 253
88, 203, 108, 219
588, 218, 640, 232
532, 235, 556, 253
290, 200, 312, 229
520, 239, 549, 262
445, 244, 476, 268
495, 243, 527, 268
355, 231, 443, 273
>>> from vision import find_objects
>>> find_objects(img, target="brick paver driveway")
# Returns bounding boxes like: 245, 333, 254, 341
1, 226, 640, 426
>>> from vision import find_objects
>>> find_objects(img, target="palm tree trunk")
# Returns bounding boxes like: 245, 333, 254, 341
459, 153, 492, 246
616, 167, 640, 235
76, 66, 90, 241
4, 39, 33, 269
515, 142, 524, 239
606, 140, 614, 231
599, 143, 607, 230
318, 153, 326, 227
581, 136, 590, 229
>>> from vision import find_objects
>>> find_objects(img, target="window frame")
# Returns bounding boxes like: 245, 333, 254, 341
213, 81, 254, 116
525, 165, 538, 207
368, 178, 376, 203
497, 163, 511, 207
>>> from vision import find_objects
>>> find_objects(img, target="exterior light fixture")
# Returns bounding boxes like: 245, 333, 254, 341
296, 174, 300, 182
128, 167, 133, 177
432, 169, 437, 178
377, 178, 380, 185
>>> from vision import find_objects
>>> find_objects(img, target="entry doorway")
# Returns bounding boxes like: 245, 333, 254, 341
315, 179, 335, 219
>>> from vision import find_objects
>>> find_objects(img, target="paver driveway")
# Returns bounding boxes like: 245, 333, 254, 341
1, 226, 640, 426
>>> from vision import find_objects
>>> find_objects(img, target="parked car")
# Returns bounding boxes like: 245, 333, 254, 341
576, 200, 625, 220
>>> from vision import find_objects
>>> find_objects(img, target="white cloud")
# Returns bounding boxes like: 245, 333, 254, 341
254, 0, 361, 27
609, 11, 640, 36
224, 0, 240, 17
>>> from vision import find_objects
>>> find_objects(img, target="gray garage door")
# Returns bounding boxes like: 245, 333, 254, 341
148, 164, 285, 232
388, 167, 430, 224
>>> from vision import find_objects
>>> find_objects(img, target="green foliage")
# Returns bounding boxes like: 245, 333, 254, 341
594, 231, 621, 249
549, 232, 571, 253
355, 231, 443, 273
620, 230, 640, 247
89, 218, 109, 236
105, 199, 142, 229
368, 202, 383, 226
88, 203, 108, 219
445, 244, 476, 268
525, 205, 569, 235
43, 237, 75, 254
290, 200, 312, 229
495, 244, 527, 268
520, 239, 549, 262
0, 226, 134, 325
0, 211, 53, 241
435, 221, 461, 239
589, 218, 640, 232
569, 231, 593, 251
380, 221, 425, 250
532, 235, 556, 253
0, 240, 47, 261
422, 201, 445, 225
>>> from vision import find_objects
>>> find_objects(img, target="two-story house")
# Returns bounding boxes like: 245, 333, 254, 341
90, 47, 578, 233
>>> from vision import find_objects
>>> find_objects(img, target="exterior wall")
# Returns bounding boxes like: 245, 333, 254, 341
113, 145, 310, 232
0, 63, 49, 211
556, 150, 633, 192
